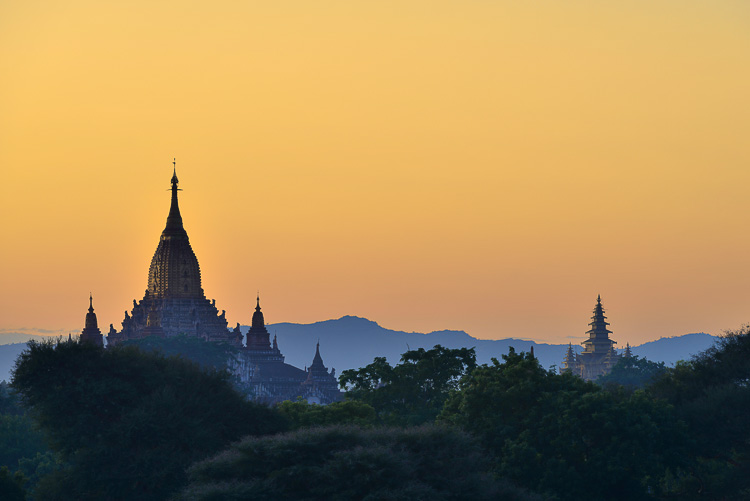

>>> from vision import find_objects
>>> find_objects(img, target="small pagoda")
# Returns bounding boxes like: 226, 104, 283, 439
79, 294, 104, 347
562, 295, 621, 380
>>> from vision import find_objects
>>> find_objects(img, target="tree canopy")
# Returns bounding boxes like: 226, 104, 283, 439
597, 355, 667, 389
11, 339, 284, 501
648, 328, 750, 499
440, 348, 687, 501
276, 399, 377, 430
177, 425, 540, 501
339, 345, 476, 425
119, 334, 238, 370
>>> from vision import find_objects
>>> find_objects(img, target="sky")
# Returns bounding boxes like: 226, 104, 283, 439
1, 1, 749, 345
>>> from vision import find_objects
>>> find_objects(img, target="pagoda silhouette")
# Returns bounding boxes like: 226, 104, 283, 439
560, 295, 622, 380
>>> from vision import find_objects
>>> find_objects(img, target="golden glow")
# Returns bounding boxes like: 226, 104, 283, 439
1, 1, 749, 344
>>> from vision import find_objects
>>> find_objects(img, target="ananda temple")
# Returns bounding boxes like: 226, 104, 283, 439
80, 165, 342, 405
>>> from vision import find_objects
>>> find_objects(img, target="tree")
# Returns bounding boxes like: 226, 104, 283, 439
176, 425, 541, 501
0, 414, 47, 472
0, 466, 26, 501
0, 381, 24, 416
597, 355, 667, 389
12, 339, 285, 501
339, 345, 476, 425
648, 327, 750, 499
440, 348, 686, 501
276, 399, 377, 429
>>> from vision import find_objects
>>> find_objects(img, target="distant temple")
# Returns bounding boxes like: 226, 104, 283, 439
560, 295, 621, 380
79, 294, 103, 347
83, 164, 342, 404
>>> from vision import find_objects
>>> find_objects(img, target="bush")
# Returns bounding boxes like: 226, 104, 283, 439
177, 425, 540, 501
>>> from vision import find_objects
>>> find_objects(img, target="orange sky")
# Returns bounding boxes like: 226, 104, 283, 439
1, 1, 749, 345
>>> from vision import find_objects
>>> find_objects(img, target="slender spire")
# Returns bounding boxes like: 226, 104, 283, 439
310, 340, 325, 369
251, 294, 265, 329
85, 295, 98, 330
163, 160, 185, 237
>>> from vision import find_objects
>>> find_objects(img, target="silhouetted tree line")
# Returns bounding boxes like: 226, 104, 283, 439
1, 329, 749, 500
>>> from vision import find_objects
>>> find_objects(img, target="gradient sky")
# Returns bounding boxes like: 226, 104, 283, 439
1, 1, 749, 345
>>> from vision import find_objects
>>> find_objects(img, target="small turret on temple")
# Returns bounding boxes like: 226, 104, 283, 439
246, 295, 272, 350
623, 343, 633, 358
560, 295, 622, 380
79, 294, 104, 347
560, 343, 579, 375
301, 341, 341, 404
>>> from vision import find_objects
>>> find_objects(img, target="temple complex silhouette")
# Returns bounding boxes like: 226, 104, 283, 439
82, 164, 342, 404
560, 295, 624, 380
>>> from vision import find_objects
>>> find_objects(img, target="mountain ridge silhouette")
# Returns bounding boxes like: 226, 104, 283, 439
0, 317, 718, 382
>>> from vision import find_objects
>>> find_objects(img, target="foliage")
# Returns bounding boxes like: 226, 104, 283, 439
0, 381, 24, 416
120, 334, 238, 370
597, 355, 667, 389
17, 451, 63, 491
276, 399, 377, 429
648, 327, 750, 499
0, 414, 47, 471
0, 378, 53, 495
0, 466, 27, 501
11, 339, 285, 501
176, 424, 541, 501
440, 348, 686, 501
339, 345, 476, 425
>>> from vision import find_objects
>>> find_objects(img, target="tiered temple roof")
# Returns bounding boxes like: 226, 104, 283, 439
562, 295, 621, 381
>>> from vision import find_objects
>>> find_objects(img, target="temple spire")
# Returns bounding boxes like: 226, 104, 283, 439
588, 295, 611, 338
163, 160, 185, 237
311, 340, 325, 369
80, 294, 103, 347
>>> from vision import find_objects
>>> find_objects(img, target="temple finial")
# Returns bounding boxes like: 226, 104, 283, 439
597, 294, 601, 303
171, 158, 179, 187
89, 293, 94, 312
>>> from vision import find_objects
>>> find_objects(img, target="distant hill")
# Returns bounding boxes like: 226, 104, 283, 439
0, 343, 28, 382
261, 316, 718, 376
0, 318, 719, 382
631, 333, 717, 365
